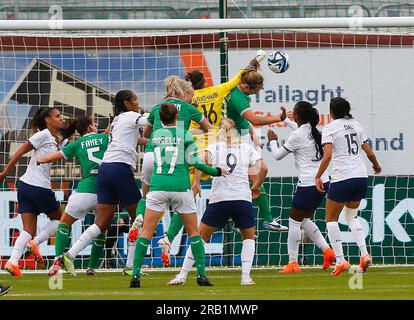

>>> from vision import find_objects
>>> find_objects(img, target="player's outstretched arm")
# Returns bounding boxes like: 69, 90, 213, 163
37, 151, 64, 164
361, 142, 382, 174
280, 106, 298, 130
243, 109, 282, 126
221, 50, 267, 93
267, 130, 290, 161
315, 143, 332, 193
0, 141, 34, 181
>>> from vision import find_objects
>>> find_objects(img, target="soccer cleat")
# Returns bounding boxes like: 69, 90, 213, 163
61, 254, 77, 276
48, 257, 63, 277
358, 254, 372, 273
331, 260, 351, 277
263, 218, 289, 232
157, 235, 171, 267
197, 275, 214, 286
122, 267, 133, 276
0, 285, 12, 296
128, 214, 144, 243
241, 278, 256, 285
26, 240, 45, 268
322, 248, 336, 271
4, 261, 22, 277
167, 274, 187, 286
130, 275, 141, 288
86, 268, 96, 276
278, 261, 301, 273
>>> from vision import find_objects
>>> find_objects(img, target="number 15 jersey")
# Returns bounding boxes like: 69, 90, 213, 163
61, 133, 109, 193
206, 141, 262, 204
321, 118, 368, 183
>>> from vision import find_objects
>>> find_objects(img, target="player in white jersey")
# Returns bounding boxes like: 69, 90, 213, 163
57, 90, 148, 275
267, 102, 336, 273
315, 97, 381, 276
168, 118, 268, 286
0, 107, 71, 276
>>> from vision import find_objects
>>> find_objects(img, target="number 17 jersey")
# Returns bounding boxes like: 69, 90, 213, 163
321, 118, 368, 183
60, 133, 109, 193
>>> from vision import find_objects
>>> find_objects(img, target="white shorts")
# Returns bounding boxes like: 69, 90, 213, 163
146, 190, 196, 214
65, 192, 97, 220
141, 152, 154, 185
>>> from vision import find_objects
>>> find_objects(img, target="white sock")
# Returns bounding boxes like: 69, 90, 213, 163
67, 224, 101, 260
9, 231, 32, 265
327, 221, 344, 265
125, 242, 136, 268
348, 218, 369, 256
287, 218, 302, 263
179, 246, 195, 279
33, 220, 59, 245
241, 239, 255, 281
301, 218, 329, 251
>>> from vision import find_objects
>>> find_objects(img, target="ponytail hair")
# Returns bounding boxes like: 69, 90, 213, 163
294, 101, 323, 159
217, 118, 240, 145
114, 90, 134, 116
185, 70, 205, 90
30, 107, 58, 132
330, 97, 353, 119
60, 116, 94, 139
164, 75, 194, 100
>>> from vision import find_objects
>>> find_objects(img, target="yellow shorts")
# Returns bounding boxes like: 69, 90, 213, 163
190, 130, 218, 181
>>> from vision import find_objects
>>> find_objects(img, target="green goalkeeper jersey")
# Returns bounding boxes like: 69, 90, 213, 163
145, 98, 204, 152
149, 127, 219, 192
60, 133, 109, 194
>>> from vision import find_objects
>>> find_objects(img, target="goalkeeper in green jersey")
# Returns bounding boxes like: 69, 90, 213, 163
37, 116, 109, 276
130, 102, 227, 288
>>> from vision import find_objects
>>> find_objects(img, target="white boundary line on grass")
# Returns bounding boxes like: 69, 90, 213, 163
1, 264, 413, 275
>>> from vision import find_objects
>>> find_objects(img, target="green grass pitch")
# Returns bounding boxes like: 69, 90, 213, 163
1, 267, 414, 300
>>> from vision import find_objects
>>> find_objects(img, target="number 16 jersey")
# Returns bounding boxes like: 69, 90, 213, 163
60, 133, 109, 193
321, 118, 368, 183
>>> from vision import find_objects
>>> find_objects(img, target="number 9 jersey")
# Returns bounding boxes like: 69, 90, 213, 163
321, 118, 369, 183
206, 141, 262, 204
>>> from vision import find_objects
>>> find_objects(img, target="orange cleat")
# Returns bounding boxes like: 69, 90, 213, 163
322, 248, 336, 271
26, 240, 45, 268
4, 261, 22, 277
278, 261, 301, 273
330, 260, 350, 276
358, 254, 372, 273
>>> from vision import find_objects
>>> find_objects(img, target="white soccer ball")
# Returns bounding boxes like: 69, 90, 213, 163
267, 50, 290, 74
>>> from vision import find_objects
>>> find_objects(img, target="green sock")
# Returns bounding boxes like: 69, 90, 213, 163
253, 189, 273, 222
136, 197, 146, 217
167, 213, 183, 242
133, 237, 150, 277
88, 233, 106, 269
55, 223, 71, 257
190, 235, 206, 277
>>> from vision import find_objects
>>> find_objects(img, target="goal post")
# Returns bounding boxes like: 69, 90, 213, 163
1, 18, 413, 272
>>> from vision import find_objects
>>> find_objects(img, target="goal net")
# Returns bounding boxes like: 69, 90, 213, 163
0, 24, 413, 273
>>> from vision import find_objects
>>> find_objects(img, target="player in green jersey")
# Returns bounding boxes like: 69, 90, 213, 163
224, 70, 289, 231
37, 116, 109, 276
130, 102, 227, 288
124, 76, 212, 273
